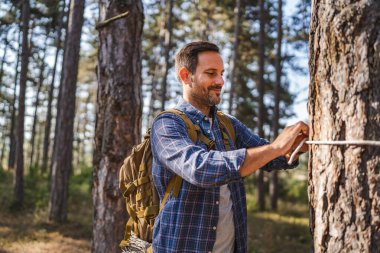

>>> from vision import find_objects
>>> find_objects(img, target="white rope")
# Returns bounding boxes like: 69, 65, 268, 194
287, 139, 380, 165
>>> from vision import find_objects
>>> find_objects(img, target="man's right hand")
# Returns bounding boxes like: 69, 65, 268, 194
270, 121, 309, 157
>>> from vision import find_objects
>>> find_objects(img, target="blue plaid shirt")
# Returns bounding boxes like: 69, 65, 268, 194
151, 98, 296, 253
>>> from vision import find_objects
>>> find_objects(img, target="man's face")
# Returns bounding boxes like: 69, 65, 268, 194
186, 51, 225, 107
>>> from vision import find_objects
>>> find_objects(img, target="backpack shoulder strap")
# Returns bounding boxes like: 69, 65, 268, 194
155, 108, 199, 143
216, 111, 236, 150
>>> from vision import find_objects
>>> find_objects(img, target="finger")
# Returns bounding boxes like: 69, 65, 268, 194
300, 143, 309, 152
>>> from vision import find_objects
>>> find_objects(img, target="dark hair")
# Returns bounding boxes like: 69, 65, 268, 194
175, 41, 220, 81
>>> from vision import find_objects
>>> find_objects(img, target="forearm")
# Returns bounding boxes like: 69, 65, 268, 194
239, 144, 281, 177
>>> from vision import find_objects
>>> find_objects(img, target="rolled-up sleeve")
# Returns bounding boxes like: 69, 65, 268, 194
231, 115, 298, 171
151, 113, 246, 188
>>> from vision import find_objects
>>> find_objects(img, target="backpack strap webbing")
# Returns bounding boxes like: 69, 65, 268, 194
216, 111, 236, 151
155, 109, 215, 212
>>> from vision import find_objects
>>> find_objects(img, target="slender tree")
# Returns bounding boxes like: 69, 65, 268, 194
93, 1, 144, 252
159, 0, 174, 111
8, 27, 22, 171
42, 0, 67, 173
228, 0, 242, 115
30, 37, 48, 168
270, 0, 282, 211
308, 1, 380, 252
256, 0, 266, 211
49, 0, 85, 222
13, 0, 30, 208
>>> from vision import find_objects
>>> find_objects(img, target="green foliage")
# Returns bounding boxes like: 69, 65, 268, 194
280, 176, 308, 203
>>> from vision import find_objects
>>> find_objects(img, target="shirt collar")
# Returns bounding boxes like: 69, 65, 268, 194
175, 97, 218, 121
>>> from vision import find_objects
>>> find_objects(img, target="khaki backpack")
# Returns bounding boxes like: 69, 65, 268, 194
118, 108, 236, 250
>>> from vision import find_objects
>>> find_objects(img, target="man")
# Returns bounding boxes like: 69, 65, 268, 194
151, 41, 308, 253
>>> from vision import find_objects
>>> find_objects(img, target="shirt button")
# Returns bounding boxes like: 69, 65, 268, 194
207, 130, 210, 133
196, 119, 199, 123
216, 201, 219, 205
213, 226, 217, 230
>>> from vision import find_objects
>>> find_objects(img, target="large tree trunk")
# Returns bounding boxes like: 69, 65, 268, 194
13, 0, 30, 208
256, 0, 266, 211
308, 1, 380, 252
93, 1, 144, 252
48, 0, 85, 222
270, 0, 282, 211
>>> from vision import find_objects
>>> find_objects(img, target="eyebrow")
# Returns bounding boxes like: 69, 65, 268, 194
204, 68, 225, 73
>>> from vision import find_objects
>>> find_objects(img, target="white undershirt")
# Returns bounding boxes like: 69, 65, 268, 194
212, 185, 235, 253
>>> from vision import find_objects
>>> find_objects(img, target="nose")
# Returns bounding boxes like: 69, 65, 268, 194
216, 74, 224, 86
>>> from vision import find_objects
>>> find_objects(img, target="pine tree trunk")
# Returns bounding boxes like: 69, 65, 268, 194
308, 1, 380, 252
159, 0, 174, 111
228, 0, 241, 115
256, 0, 266, 211
50, 1, 70, 178
30, 41, 47, 168
0, 37, 8, 94
270, 0, 282, 211
13, 0, 30, 208
93, 1, 144, 252
42, 1, 66, 173
49, 0, 85, 222
8, 28, 22, 171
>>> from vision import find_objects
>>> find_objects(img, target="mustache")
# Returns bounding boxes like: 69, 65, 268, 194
208, 85, 223, 91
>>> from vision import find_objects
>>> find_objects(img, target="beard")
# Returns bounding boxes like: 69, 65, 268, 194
189, 85, 222, 107
206, 85, 223, 106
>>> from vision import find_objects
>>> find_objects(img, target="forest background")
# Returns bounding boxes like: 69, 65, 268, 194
0, 0, 311, 252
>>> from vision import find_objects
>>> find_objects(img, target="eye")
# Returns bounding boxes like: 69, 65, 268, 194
206, 72, 217, 76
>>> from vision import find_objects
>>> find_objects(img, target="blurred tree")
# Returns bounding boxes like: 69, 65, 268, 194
228, 0, 242, 115
308, 1, 380, 251
42, 0, 67, 173
256, 0, 266, 211
29, 35, 48, 168
49, 0, 85, 222
159, 0, 174, 111
13, 0, 30, 208
270, 0, 282, 211
93, 1, 144, 252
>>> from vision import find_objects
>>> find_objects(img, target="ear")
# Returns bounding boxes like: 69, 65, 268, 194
179, 67, 191, 84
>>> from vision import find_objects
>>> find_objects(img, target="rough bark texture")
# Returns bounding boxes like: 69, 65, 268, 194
308, 1, 380, 252
49, 0, 85, 222
13, 0, 30, 207
93, 1, 144, 252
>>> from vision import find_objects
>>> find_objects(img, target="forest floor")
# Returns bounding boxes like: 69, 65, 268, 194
0, 168, 310, 253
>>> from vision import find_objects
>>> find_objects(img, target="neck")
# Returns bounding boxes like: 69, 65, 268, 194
182, 95, 211, 117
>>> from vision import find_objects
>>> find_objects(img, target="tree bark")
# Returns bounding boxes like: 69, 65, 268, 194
13, 0, 30, 208
270, 0, 282, 211
93, 1, 144, 252
48, 0, 85, 222
308, 1, 380, 252
256, 0, 266, 211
